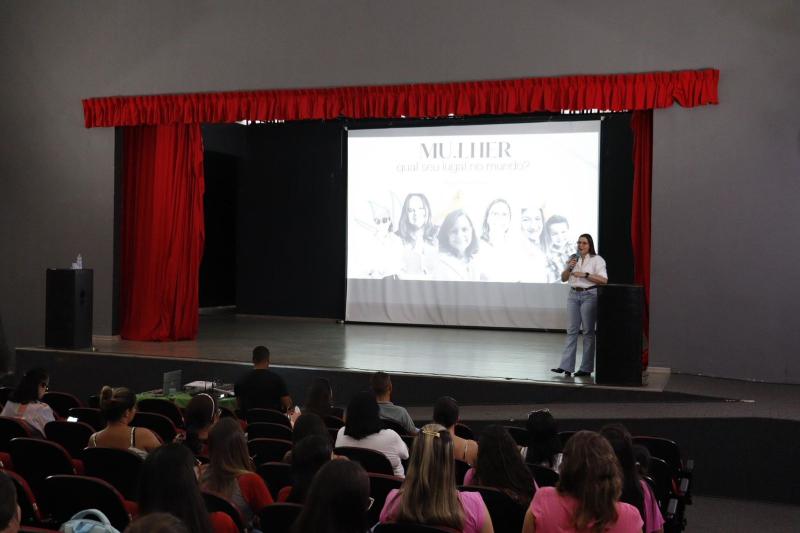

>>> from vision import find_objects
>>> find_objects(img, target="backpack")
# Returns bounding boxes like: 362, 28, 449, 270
59, 509, 121, 533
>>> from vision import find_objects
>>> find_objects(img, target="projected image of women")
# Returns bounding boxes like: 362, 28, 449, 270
395, 193, 438, 279
519, 205, 549, 283
480, 198, 519, 281
433, 209, 485, 281
544, 214, 577, 283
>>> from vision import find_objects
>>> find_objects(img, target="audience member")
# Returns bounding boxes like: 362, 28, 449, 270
380, 423, 493, 533
0, 367, 55, 435
601, 424, 664, 533
284, 435, 334, 503
522, 430, 643, 533
0, 472, 20, 533
523, 409, 563, 472
370, 372, 417, 435
139, 443, 236, 533
433, 396, 478, 465
124, 513, 189, 533
88, 386, 161, 457
183, 393, 220, 456
291, 460, 371, 533
235, 345, 293, 414
284, 412, 329, 463
200, 418, 274, 528
335, 391, 408, 477
466, 425, 535, 508
304, 377, 340, 418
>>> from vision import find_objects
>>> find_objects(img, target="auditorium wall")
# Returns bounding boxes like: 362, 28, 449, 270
0, 1, 797, 382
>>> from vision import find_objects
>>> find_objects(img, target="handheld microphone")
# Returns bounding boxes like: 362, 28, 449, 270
567, 253, 579, 271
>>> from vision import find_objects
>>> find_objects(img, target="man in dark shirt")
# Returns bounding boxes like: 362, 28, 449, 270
235, 345, 293, 414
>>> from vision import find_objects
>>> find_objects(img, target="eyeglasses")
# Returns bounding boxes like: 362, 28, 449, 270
374, 217, 390, 224
366, 497, 375, 511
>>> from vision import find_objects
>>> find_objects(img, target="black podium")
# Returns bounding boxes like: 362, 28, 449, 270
596, 284, 643, 386
45, 269, 93, 349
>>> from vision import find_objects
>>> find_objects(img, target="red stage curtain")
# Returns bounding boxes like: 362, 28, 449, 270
120, 124, 205, 340
83, 69, 718, 128
631, 110, 653, 368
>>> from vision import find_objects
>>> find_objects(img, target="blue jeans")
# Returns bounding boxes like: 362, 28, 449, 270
558, 288, 598, 373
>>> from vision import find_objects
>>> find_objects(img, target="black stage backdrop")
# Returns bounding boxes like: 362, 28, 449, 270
237, 121, 347, 318
227, 113, 633, 323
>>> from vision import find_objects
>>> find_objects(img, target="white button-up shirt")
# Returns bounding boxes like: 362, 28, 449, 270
570, 254, 607, 288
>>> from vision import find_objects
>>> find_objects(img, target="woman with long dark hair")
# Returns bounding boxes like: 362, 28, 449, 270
601, 424, 664, 533
522, 430, 642, 533
524, 409, 563, 471
551, 232, 607, 378
199, 418, 273, 528
0, 368, 54, 434
285, 435, 333, 503
304, 377, 338, 417
335, 391, 408, 477
467, 425, 535, 508
183, 393, 219, 456
138, 443, 234, 533
379, 423, 493, 533
291, 460, 371, 533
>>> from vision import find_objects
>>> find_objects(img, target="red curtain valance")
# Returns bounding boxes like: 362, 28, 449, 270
83, 69, 718, 128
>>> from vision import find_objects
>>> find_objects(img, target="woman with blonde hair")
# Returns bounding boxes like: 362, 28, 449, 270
199, 418, 273, 528
379, 423, 493, 533
88, 386, 161, 457
522, 430, 642, 533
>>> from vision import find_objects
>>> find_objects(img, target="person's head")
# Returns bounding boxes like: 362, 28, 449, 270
343, 391, 382, 440
305, 378, 333, 414
291, 413, 329, 447
183, 393, 220, 455
397, 193, 433, 242
291, 460, 371, 533
432, 396, 459, 430
10, 368, 49, 404
558, 430, 622, 532
138, 444, 213, 533
369, 372, 392, 399
203, 418, 255, 496
288, 435, 333, 504
438, 209, 479, 259
632, 444, 652, 478
600, 424, 644, 519
475, 425, 535, 507
124, 513, 190, 533
369, 203, 394, 236
395, 424, 463, 530
252, 345, 270, 368
99, 386, 137, 424
482, 198, 512, 241
0, 472, 20, 533
577, 233, 597, 256
545, 215, 570, 250
520, 206, 545, 245
525, 409, 562, 466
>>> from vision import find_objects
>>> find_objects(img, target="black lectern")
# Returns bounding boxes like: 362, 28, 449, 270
596, 284, 643, 386
45, 269, 93, 349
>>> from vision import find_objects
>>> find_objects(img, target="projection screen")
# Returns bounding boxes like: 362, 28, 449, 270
346, 120, 601, 329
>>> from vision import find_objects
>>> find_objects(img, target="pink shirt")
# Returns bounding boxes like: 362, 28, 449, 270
380, 488, 487, 533
530, 487, 643, 533
641, 480, 664, 533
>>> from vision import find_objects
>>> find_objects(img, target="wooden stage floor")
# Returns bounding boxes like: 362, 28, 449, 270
89, 314, 669, 392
